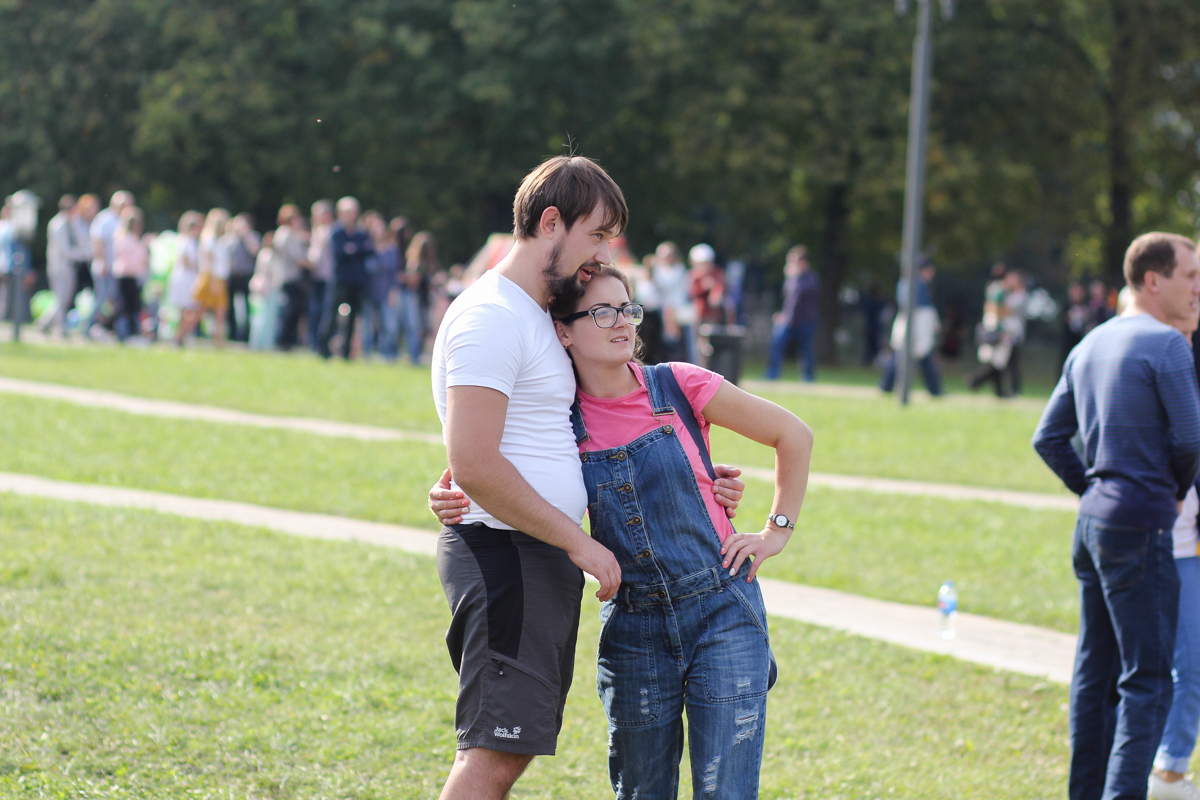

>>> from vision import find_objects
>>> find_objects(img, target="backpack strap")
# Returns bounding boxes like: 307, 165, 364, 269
644, 364, 717, 482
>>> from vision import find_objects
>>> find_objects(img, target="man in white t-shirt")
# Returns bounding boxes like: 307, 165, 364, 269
431, 156, 627, 799
87, 190, 134, 334
431, 157, 746, 799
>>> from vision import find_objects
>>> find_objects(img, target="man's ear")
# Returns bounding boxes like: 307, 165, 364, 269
1144, 270, 1162, 295
538, 206, 561, 239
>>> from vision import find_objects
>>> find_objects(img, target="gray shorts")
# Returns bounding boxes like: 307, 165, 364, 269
437, 523, 584, 756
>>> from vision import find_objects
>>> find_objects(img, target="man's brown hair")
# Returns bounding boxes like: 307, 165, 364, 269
512, 155, 628, 240
1124, 232, 1196, 288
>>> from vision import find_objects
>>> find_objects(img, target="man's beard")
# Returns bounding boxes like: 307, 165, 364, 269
542, 240, 581, 301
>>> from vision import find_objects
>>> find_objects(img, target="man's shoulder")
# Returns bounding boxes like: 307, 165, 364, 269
1104, 315, 1186, 351
444, 277, 521, 327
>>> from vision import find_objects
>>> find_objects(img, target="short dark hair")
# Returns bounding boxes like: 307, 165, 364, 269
1124, 232, 1196, 288
512, 156, 628, 240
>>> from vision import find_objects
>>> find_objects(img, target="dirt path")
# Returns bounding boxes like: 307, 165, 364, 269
0, 375, 1075, 512
0, 470, 1076, 683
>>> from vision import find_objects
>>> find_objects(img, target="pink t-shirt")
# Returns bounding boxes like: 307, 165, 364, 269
112, 232, 149, 279
577, 362, 734, 543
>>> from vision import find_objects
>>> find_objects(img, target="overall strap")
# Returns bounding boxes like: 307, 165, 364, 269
641, 363, 676, 417
569, 396, 588, 445
644, 364, 717, 482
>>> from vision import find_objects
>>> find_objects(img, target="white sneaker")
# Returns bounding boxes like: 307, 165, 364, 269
1150, 773, 1200, 800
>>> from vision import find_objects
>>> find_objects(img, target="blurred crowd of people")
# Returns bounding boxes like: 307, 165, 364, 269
621, 240, 745, 368
1, 189, 1129, 389
24, 190, 446, 362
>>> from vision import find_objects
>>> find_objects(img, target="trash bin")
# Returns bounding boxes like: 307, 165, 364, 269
698, 323, 746, 385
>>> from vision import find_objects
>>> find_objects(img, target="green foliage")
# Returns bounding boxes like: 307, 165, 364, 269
1, 0, 1199, 313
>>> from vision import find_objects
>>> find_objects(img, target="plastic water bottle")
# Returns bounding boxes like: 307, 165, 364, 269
937, 581, 958, 639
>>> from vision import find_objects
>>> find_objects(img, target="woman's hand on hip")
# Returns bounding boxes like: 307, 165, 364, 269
720, 528, 790, 582
429, 467, 470, 525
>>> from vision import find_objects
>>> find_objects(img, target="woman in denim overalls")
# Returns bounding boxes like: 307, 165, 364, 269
566, 266, 813, 798
434, 266, 812, 798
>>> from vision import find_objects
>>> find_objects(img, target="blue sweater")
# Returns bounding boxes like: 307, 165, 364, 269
330, 224, 375, 287
1032, 313, 1200, 529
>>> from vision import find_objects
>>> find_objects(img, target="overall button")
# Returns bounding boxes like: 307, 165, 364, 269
638, 549, 651, 558
662, 424, 674, 435
627, 516, 642, 526
615, 451, 627, 461
619, 483, 633, 493
580, 453, 588, 462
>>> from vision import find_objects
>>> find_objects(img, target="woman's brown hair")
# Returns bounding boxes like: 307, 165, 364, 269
549, 264, 643, 362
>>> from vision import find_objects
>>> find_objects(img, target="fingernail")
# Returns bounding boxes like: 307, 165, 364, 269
729, 567, 736, 576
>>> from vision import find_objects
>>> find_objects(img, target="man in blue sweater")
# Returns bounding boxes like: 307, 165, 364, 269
318, 196, 375, 360
1034, 232, 1200, 800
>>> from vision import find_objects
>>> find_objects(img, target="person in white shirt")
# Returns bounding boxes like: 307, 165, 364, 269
44, 195, 94, 336
653, 241, 695, 362
88, 190, 134, 335
169, 211, 204, 346
197, 208, 232, 347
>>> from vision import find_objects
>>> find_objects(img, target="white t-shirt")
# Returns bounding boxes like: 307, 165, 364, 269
90, 208, 120, 273
1173, 485, 1199, 560
432, 270, 586, 530
200, 235, 232, 280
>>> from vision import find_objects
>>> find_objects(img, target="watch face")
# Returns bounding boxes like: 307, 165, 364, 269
771, 515, 789, 527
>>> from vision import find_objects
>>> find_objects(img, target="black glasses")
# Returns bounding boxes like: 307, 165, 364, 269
560, 303, 644, 328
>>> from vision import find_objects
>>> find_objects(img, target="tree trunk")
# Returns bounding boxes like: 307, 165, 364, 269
817, 180, 850, 364
1104, 0, 1135, 283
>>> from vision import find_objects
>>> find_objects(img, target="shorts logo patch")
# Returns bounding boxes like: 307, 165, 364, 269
493, 726, 521, 739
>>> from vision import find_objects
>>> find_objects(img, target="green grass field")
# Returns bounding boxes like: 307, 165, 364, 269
1, 496, 1069, 799
0, 341, 1081, 796
0, 392, 1080, 630
0, 342, 1064, 493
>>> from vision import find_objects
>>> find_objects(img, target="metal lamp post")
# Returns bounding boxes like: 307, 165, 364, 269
895, 0, 952, 405
8, 190, 40, 342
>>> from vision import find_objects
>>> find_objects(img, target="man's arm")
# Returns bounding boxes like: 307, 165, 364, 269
1032, 371, 1089, 496
68, 222, 93, 262
446, 385, 621, 601
1157, 340, 1200, 499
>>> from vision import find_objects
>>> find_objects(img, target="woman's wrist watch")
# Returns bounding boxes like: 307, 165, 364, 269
767, 513, 796, 531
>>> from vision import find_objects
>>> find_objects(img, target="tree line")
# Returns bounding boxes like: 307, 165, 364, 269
2, 0, 1199, 356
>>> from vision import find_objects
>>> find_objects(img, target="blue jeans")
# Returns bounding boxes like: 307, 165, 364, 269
599, 574, 777, 800
399, 288, 424, 364
1156, 556, 1200, 774
307, 279, 328, 351
88, 273, 117, 331
1070, 515, 1179, 800
361, 295, 399, 360
766, 320, 817, 381
879, 350, 942, 396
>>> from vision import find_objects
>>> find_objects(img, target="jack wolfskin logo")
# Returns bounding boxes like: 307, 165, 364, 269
493, 726, 521, 739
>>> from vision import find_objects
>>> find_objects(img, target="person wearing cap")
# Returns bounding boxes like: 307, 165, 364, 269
688, 243, 725, 367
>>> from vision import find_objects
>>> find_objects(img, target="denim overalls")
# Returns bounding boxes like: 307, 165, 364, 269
570, 364, 777, 800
